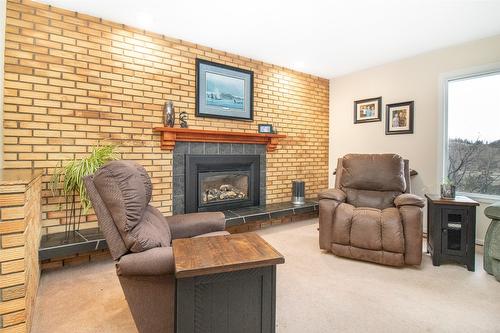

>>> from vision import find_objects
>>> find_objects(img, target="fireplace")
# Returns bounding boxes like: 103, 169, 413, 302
185, 155, 260, 213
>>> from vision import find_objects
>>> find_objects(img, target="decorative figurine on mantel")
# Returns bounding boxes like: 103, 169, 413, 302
164, 100, 175, 127
179, 111, 188, 128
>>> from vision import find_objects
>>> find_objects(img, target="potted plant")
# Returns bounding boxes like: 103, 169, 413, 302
50, 144, 118, 239
440, 178, 456, 199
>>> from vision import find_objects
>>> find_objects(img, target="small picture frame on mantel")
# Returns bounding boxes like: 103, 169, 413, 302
258, 124, 273, 134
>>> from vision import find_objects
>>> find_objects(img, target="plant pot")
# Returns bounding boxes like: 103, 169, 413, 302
441, 184, 456, 199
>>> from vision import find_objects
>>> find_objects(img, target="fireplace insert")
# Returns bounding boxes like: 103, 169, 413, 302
185, 155, 260, 213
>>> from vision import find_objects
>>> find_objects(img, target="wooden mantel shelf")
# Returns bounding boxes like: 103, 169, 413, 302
153, 127, 287, 152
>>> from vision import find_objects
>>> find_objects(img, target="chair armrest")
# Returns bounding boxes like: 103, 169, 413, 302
318, 188, 346, 202
396, 194, 425, 265
116, 247, 175, 276
394, 193, 425, 208
485, 201, 500, 220
319, 199, 345, 250
167, 212, 226, 240
399, 205, 423, 265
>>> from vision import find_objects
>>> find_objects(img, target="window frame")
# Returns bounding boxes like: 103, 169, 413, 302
441, 66, 500, 203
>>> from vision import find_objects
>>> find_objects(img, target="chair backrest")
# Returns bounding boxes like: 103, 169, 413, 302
84, 160, 171, 260
84, 175, 128, 260
335, 154, 410, 210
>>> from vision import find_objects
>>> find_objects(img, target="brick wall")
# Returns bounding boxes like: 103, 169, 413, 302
3, 0, 330, 235
0, 170, 42, 333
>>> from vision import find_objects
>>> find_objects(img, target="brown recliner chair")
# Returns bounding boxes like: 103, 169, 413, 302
84, 160, 229, 333
319, 154, 425, 266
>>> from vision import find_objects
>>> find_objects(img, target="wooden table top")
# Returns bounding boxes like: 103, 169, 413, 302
425, 194, 480, 207
172, 232, 285, 278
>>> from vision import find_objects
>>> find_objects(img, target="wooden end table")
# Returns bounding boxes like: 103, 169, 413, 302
172, 232, 285, 333
425, 194, 479, 271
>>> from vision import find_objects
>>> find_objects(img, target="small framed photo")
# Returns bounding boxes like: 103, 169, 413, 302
354, 97, 382, 123
386, 101, 414, 135
258, 124, 273, 134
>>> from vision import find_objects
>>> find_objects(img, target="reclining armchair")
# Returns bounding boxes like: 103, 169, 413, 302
84, 160, 229, 333
319, 154, 425, 266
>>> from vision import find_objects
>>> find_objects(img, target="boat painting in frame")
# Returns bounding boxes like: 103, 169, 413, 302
196, 59, 254, 121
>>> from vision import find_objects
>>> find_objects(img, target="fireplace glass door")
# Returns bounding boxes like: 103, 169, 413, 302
199, 171, 250, 208
185, 154, 260, 213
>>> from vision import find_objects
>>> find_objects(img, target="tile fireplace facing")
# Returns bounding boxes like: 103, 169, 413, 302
185, 154, 260, 213
173, 142, 266, 214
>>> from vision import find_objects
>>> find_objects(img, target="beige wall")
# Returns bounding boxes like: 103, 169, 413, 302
329, 34, 500, 243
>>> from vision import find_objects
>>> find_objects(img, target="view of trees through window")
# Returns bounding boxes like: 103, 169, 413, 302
447, 72, 500, 196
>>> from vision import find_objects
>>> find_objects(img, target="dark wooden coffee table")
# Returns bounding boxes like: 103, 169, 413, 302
173, 232, 285, 333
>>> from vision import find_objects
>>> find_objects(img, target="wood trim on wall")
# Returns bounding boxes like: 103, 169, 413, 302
153, 127, 286, 152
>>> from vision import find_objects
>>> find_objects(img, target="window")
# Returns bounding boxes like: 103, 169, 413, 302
445, 71, 500, 197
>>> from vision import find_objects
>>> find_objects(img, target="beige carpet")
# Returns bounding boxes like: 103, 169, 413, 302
31, 218, 500, 333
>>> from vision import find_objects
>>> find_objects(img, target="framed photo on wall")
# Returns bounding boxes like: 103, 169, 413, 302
258, 124, 273, 133
354, 97, 382, 123
195, 59, 254, 121
386, 101, 414, 135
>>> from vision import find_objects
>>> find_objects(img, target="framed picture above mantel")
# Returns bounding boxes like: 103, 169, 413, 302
195, 59, 254, 121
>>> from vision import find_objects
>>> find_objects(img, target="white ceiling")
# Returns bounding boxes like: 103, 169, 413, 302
37, 0, 500, 78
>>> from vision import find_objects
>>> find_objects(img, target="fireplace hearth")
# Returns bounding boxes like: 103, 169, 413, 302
185, 154, 260, 213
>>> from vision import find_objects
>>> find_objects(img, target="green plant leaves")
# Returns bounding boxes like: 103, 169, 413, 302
49, 144, 118, 213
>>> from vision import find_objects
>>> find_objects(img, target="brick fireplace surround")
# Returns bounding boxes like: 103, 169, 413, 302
3, 0, 329, 236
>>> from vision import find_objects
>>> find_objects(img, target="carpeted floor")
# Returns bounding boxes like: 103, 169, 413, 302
31, 218, 500, 333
